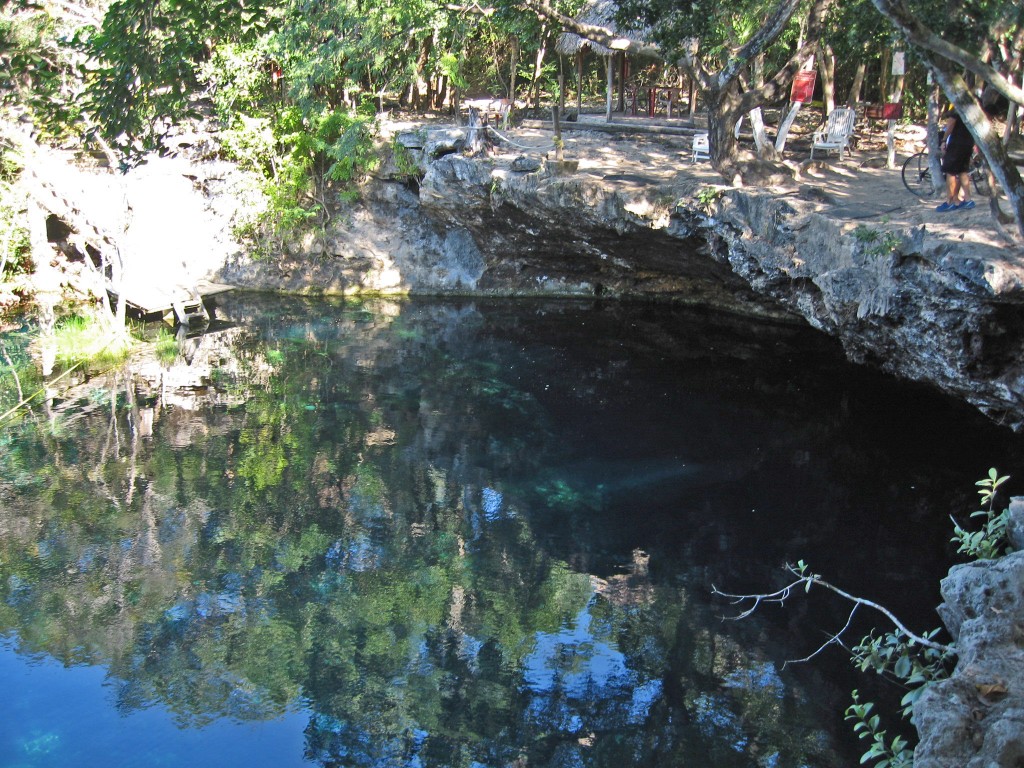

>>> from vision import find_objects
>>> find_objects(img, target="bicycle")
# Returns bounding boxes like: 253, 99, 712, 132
902, 149, 992, 198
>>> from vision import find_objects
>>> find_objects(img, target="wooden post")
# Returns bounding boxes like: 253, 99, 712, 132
926, 76, 943, 195
558, 65, 565, 120
552, 106, 563, 162
605, 55, 613, 122
576, 51, 584, 116
617, 52, 626, 113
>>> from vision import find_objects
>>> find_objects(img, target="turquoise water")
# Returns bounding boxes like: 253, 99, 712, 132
1, 296, 1021, 768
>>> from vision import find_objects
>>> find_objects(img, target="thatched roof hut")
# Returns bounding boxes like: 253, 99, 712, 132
554, 0, 653, 58
555, 0, 656, 120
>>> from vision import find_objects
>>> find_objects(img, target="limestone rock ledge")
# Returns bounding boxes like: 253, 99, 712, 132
208, 135, 1024, 429
404, 149, 1024, 429
913, 497, 1024, 767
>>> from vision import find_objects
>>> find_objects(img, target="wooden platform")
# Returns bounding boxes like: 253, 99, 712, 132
114, 280, 235, 324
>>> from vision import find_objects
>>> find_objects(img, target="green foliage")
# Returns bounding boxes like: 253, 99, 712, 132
53, 313, 131, 367
389, 135, 421, 180
213, 99, 381, 246
852, 226, 902, 257
950, 468, 1012, 560
695, 186, 724, 213
74, 0, 275, 158
198, 42, 278, 120
846, 691, 914, 768
851, 627, 953, 716
0, 5, 82, 140
153, 327, 179, 365
0, 153, 31, 288
843, 469, 1012, 767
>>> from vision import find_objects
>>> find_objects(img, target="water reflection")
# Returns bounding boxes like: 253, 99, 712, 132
1, 296, 1022, 768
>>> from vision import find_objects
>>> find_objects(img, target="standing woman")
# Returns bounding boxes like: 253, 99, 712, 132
936, 108, 975, 212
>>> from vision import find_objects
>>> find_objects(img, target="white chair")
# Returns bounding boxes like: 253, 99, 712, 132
809, 107, 857, 160
691, 133, 710, 163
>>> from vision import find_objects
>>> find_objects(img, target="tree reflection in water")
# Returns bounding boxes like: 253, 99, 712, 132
1, 296, 1021, 767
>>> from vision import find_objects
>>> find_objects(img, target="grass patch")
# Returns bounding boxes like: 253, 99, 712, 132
53, 314, 132, 368
153, 327, 180, 365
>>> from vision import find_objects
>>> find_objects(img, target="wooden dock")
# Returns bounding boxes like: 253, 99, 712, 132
6, 126, 238, 329
114, 279, 235, 325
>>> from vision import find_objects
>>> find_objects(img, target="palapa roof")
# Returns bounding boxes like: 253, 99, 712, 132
554, 0, 653, 58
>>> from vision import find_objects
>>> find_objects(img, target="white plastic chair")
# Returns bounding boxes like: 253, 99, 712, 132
691, 133, 710, 163
809, 107, 857, 160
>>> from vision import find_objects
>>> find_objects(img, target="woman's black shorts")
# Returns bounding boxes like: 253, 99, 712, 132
941, 146, 971, 175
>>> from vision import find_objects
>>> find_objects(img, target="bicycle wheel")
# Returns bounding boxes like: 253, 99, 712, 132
970, 155, 992, 197
902, 151, 935, 197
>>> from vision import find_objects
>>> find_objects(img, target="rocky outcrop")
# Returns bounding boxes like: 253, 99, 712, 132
28, 120, 1024, 427
363, 132, 1024, 429
913, 498, 1024, 768
701, 191, 1024, 430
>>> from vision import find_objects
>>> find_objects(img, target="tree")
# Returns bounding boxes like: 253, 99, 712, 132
75, 0, 274, 157
525, 0, 836, 181
866, 0, 1024, 239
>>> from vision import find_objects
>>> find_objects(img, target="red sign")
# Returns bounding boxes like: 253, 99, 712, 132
865, 103, 904, 120
790, 70, 817, 104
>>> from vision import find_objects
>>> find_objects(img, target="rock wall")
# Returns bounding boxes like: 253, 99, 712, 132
203, 127, 1024, 430
35, 122, 1024, 428
351, 133, 1024, 429
913, 497, 1024, 768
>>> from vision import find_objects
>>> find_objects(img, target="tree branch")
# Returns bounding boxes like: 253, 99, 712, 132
713, 564, 957, 656
785, 603, 860, 666
520, 0, 662, 59
870, 0, 1024, 106
716, 0, 804, 89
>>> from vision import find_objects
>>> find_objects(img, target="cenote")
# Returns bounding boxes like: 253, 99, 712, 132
1, 295, 1023, 768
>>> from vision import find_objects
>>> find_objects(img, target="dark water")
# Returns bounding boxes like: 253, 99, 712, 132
1, 296, 1022, 768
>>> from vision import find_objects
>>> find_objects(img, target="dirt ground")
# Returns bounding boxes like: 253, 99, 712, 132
401, 110, 1023, 264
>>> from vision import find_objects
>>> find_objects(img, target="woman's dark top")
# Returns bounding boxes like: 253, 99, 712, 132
941, 115, 974, 175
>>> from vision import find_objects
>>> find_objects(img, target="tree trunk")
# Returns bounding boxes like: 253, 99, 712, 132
576, 51, 584, 116
436, 74, 448, 110
926, 81, 944, 195
707, 82, 744, 178
745, 55, 777, 160
605, 55, 613, 121
509, 38, 520, 103
885, 54, 905, 169
558, 59, 566, 118
879, 48, 891, 106
818, 42, 835, 115
749, 107, 776, 159
774, 101, 802, 152
617, 52, 626, 112
847, 58, 867, 106
528, 23, 548, 113
466, 107, 487, 155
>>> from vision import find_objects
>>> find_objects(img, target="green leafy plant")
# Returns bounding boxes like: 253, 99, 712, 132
694, 186, 723, 213
950, 468, 1012, 559
852, 225, 902, 257
846, 691, 914, 768
851, 626, 953, 715
719, 468, 1015, 768
389, 136, 421, 180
